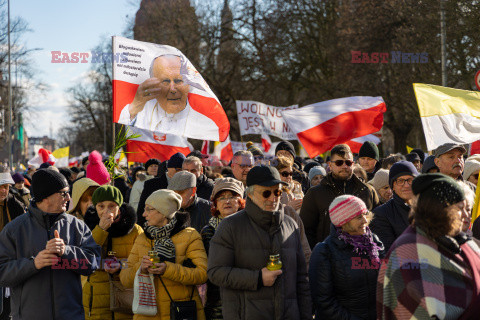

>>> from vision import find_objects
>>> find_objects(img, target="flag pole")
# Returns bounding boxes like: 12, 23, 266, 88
7, 0, 13, 170
440, 0, 447, 86
111, 36, 116, 155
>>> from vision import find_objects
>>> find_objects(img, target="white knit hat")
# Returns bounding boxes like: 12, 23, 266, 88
463, 160, 480, 181
0, 172, 14, 186
145, 189, 182, 219
368, 169, 389, 191
329, 195, 368, 227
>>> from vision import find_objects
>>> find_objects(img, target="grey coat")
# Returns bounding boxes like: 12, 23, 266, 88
207, 198, 312, 320
0, 204, 101, 320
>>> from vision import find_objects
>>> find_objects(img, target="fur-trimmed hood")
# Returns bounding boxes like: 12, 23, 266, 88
84, 203, 137, 238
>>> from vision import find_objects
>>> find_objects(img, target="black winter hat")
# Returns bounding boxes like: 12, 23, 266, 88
167, 152, 186, 169
304, 161, 320, 174
389, 160, 419, 187
275, 141, 295, 159
421, 155, 438, 174
144, 158, 160, 171
32, 169, 69, 202
358, 141, 379, 161
412, 173, 464, 207
411, 148, 426, 164
405, 153, 421, 163
247, 165, 287, 187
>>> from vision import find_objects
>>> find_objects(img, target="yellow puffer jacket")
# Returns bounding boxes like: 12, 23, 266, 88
82, 205, 144, 320
120, 220, 208, 320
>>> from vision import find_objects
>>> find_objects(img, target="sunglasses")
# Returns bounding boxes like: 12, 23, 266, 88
333, 160, 354, 167
281, 171, 293, 177
259, 189, 282, 198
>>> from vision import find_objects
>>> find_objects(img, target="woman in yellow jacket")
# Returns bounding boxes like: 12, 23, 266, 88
120, 189, 207, 320
83, 185, 144, 320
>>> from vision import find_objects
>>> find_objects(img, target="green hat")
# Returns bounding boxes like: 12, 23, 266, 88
412, 173, 464, 207
91, 185, 123, 206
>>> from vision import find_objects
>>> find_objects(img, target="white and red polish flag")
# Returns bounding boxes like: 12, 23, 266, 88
213, 135, 233, 162
345, 134, 381, 154
201, 140, 209, 155
281, 96, 386, 157
126, 127, 192, 163
261, 132, 272, 153
112, 36, 230, 142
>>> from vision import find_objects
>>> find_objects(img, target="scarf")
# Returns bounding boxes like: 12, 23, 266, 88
336, 226, 381, 265
144, 217, 177, 263
208, 216, 222, 230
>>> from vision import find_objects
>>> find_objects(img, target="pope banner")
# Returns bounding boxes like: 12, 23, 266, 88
236, 100, 298, 140
112, 36, 230, 141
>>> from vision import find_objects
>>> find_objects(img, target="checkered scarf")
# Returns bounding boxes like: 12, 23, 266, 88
377, 226, 480, 319
144, 217, 177, 262
208, 216, 222, 230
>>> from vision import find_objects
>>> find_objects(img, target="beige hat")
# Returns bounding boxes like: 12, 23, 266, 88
463, 160, 480, 181
145, 189, 182, 219
68, 178, 100, 212
368, 169, 389, 191
211, 177, 245, 200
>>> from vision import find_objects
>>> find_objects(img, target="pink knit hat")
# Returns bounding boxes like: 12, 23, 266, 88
86, 151, 110, 185
329, 195, 368, 227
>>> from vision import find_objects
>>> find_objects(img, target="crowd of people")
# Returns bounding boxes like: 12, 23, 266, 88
0, 139, 480, 319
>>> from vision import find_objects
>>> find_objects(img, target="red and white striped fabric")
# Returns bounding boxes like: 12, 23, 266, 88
112, 36, 230, 142
126, 127, 192, 163
201, 140, 209, 155
345, 134, 381, 154
213, 136, 233, 162
261, 132, 272, 153
281, 96, 386, 158
28, 148, 56, 168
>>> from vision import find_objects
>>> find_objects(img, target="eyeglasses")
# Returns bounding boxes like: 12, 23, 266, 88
58, 191, 70, 199
281, 171, 293, 177
333, 160, 354, 167
395, 178, 414, 186
259, 189, 282, 198
217, 196, 239, 202
234, 163, 253, 169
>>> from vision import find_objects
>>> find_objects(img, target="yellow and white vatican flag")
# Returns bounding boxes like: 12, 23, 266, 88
52, 147, 69, 168
414, 83, 480, 151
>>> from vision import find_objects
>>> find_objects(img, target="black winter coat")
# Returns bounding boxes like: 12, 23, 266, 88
196, 174, 214, 201
184, 196, 211, 233
309, 226, 384, 320
300, 173, 380, 248
1, 193, 25, 231
370, 193, 411, 253
136, 173, 169, 226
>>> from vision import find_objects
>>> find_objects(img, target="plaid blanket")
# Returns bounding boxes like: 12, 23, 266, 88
377, 225, 480, 320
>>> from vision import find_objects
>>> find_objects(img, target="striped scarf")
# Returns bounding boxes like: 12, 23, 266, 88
144, 217, 177, 262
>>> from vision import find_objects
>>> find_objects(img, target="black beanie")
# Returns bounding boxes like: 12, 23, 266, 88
358, 141, 379, 161
275, 141, 295, 159
32, 169, 69, 202
304, 161, 320, 174
144, 158, 160, 171
389, 160, 419, 187
412, 173, 464, 207
411, 148, 425, 164
421, 155, 438, 174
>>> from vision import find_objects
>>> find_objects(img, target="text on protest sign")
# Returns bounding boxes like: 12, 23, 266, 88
236, 100, 298, 140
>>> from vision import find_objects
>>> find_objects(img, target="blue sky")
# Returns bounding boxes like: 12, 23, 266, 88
12, 0, 138, 138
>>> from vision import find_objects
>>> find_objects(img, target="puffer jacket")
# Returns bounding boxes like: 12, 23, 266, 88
207, 199, 312, 320
82, 204, 143, 320
300, 173, 380, 248
120, 213, 208, 320
309, 226, 385, 320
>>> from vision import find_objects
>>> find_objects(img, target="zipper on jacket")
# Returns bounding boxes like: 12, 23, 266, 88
88, 277, 93, 317
45, 216, 56, 320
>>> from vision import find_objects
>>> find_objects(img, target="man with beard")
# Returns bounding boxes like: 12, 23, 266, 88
300, 144, 380, 248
